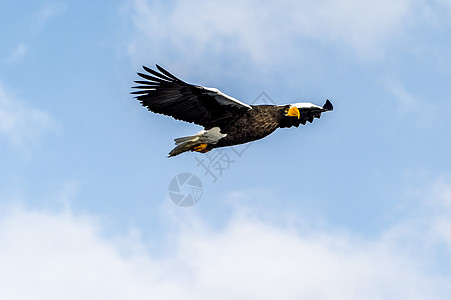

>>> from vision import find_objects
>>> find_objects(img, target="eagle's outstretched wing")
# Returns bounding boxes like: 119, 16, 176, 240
278, 100, 333, 128
132, 65, 251, 128
295, 100, 333, 126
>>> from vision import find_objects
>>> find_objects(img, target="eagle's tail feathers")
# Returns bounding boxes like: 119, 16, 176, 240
174, 135, 198, 145
168, 127, 226, 158
168, 143, 194, 157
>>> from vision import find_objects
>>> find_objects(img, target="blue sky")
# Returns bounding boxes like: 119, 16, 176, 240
1, 0, 451, 298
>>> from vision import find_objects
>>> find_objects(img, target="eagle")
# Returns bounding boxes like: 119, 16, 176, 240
132, 65, 333, 157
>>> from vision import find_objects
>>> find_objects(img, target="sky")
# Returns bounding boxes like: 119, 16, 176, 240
1, 0, 451, 298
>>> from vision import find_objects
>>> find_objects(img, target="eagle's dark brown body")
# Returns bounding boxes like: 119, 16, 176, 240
215, 105, 283, 148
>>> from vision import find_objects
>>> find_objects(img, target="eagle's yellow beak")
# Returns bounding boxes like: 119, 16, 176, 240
287, 106, 300, 119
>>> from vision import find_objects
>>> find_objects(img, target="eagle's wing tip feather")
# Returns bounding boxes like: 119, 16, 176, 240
323, 99, 333, 111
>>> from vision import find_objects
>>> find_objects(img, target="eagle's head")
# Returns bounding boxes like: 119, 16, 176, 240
279, 100, 333, 128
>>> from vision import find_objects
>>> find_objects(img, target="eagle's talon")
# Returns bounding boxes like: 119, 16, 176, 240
193, 143, 209, 153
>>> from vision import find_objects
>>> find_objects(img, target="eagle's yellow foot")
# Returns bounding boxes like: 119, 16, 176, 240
193, 143, 210, 153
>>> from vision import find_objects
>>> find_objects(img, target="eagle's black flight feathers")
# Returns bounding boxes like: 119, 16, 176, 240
132, 65, 250, 129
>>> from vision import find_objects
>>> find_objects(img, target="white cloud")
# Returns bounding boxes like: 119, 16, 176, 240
394, 176, 451, 252
430, 179, 451, 210
385, 80, 446, 128
33, 2, 68, 30
0, 85, 53, 147
1, 178, 451, 300
2, 3, 67, 64
125, 0, 413, 68
388, 80, 421, 113
3, 44, 27, 63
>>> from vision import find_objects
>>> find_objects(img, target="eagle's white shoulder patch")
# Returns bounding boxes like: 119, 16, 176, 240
202, 86, 252, 109
291, 102, 322, 109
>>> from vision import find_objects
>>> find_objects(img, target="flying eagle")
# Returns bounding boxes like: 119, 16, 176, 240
132, 65, 333, 157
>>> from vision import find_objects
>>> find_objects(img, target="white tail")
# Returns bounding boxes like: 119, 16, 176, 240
168, 127, 227, 157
